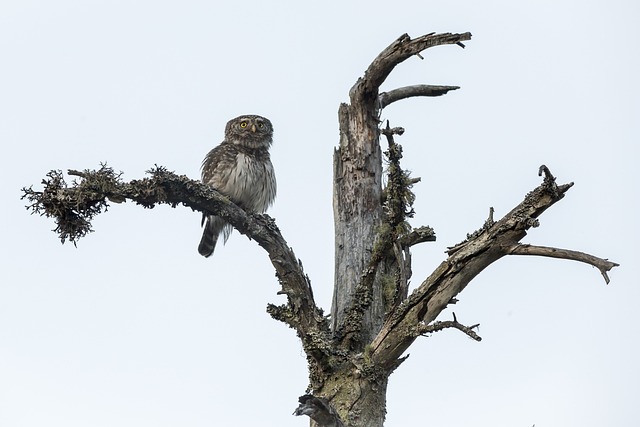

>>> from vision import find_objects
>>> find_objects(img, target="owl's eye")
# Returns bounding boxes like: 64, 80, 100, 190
257, 122, 264, 128
239, 122, 248, 128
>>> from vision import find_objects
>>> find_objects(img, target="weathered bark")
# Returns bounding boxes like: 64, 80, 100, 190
331, 32, 472, 350
22, 32, 619, 427
328, 32, 473, 426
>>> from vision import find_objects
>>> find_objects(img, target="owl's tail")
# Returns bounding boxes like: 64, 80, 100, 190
198, 215, 232, 258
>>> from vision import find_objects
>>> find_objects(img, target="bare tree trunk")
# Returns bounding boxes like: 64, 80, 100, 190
331, 103, 385, 345
326, 32, 474, 426
23, 31, 619, 427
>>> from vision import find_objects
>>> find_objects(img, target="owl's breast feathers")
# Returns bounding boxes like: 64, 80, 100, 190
201, 142, 276, 213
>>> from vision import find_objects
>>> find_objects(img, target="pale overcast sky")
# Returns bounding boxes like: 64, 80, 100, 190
1, 1, 638, 426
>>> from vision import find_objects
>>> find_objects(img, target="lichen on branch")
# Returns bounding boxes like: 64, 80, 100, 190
22, 166, 120, 244
369, 165, 619, 372
21, 164, 332, 389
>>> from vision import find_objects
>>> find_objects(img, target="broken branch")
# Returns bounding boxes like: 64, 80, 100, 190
293, 395, 345, 427
378, 85, 460, 109
399, 226, 436, 247
508, 244, 619, 284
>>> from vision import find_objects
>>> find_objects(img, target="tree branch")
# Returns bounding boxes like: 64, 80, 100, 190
508, 244, 619, 284
293, 395, 345, 427
22, 165, 334, 367
352, 32, 472, 108
398, 225, 436, 247
368, 165, 619, 371
378, 85, 460, 109
414, 313, 482, 342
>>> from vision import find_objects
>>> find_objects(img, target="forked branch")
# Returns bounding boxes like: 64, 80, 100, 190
414, 313, 482, 341
354, 32, 472, 105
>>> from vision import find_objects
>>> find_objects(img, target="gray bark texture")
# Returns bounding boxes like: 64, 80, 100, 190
22, 32, 619, 427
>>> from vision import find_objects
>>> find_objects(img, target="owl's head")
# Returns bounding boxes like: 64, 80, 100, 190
225, 115, 273, 149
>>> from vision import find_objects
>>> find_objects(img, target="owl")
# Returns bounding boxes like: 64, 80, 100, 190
198, 115, 277, 257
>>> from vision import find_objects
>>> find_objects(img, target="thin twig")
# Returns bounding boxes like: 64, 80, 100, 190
414, 313, 482, 342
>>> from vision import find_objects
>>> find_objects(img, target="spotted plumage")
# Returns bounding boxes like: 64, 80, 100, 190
198, 115, 276, 257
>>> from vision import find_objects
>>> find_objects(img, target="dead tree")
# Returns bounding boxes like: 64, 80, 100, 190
22, 32, 618, 427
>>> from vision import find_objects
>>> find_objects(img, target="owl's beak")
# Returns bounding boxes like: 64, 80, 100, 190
251, 124, 257, 132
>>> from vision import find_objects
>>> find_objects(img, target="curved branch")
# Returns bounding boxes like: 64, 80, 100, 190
508, 244, 619, 284
22, 165, 332, 361
398, 226, 436, 247
352, 32, 472, 107
378, 85, 460, 109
